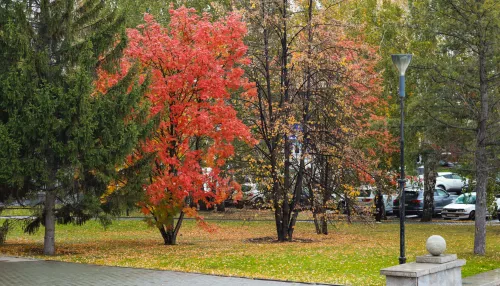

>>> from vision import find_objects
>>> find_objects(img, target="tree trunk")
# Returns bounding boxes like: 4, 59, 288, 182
474, 40, 489, 256
312, 211, 321, 234
313, 201, 327, 234
310, 178, 322, 234
320, 215, 328, 235
421, 155, 437, 222
282, 138, 291, 241
159, 212, 185, 245
280, 0, 292, 243
474, 104, 488, 255
287, 210, 299, 239
272, 148, 287, 241
258, 0, 287, 243
43, 191, 56, 255
159, 227, 176, 245
319, 158, 330, 234
345, 196, 352, 224
474, 144, 488, 255
312, 205, 327, 234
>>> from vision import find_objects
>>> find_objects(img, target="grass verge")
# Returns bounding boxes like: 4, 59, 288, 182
0, 218, 499, 285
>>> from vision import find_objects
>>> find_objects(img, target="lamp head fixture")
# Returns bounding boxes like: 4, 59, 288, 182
391, 54, 412, 76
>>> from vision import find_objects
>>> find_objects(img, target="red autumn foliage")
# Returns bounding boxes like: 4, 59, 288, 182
97, 7, 256, 234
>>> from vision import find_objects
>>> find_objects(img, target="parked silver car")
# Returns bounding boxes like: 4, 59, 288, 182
353, 186, 395, 215
393, 187, 457, 217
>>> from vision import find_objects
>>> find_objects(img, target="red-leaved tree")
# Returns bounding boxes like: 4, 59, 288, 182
97, 8, 255, 245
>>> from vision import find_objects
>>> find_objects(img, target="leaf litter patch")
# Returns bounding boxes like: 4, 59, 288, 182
246, 236, 314, 243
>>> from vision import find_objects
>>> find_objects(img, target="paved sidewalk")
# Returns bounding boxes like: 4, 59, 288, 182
462, 268, 500, 286
0, 256, 332, 286
2, 215, 500, 226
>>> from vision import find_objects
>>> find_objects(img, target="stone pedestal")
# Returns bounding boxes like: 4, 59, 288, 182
380, 254, 466, 286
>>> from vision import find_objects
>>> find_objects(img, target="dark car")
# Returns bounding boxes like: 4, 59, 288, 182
393, 188, 457, 217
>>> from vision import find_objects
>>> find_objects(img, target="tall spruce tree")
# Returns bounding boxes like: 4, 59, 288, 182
410, 0, 500, 254
0, 0, 151, 255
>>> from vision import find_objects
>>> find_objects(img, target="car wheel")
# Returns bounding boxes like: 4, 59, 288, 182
468, 210, 475, 221
443, 218, 451, 220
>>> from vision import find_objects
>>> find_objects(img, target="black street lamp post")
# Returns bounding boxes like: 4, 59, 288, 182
391, 54, 412, 265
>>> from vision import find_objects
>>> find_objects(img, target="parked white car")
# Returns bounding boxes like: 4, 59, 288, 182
441, 192, 495, 220
435, 172, 469, 193
239, 182, 265, 207
495, 194, 500, 221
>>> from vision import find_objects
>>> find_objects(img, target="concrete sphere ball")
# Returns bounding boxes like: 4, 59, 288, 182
426, 235, 446, 256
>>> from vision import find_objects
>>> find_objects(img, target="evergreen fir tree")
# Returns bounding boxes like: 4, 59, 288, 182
0, 0, 152, 255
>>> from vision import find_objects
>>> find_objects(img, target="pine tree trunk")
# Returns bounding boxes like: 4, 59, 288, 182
422, 155, 437, 222
474, 104, 488, 255
474, 145, 488, 255
43, 191, 56, 255
474, 44, 489, 256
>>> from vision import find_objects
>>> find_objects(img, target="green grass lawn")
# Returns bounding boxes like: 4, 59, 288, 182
0, 207, 33, 216
0, 206, 364, 221
0, 218, 499, 285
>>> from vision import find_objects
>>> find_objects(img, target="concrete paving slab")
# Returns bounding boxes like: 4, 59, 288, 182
462, 269, 500, 286
380, 260, 466, 278
0, 256, 335, 286
0, 256, 38, 262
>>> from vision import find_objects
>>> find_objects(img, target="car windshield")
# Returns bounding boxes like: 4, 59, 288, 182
455, 194, 476, 204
